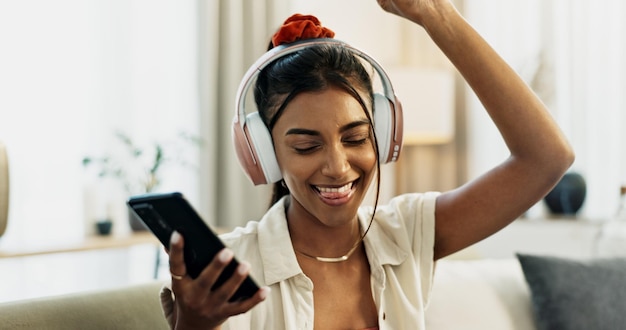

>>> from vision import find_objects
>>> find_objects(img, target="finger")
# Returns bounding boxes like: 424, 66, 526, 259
168, 231, 188, 283
208, 260, 252, 303
223, 286, 271, 317
193, 248, 234, 295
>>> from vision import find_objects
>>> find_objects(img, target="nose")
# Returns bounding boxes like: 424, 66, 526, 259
320, 143, 350, 178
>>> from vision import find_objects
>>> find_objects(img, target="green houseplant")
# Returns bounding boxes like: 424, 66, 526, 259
83, 130, 202, 231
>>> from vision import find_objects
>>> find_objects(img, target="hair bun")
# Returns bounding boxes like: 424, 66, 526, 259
271, 14, 335, 48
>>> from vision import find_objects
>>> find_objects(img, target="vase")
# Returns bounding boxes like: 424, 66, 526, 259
95, 219, 113, 235
544, 172, 586, 215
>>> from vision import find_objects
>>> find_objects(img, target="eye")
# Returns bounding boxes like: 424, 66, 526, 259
292, 143, 321, 154
345, 138, 368, 146
343, 132, 371, 146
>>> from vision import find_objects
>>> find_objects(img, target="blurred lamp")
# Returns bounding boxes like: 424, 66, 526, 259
386, 68, 455, 145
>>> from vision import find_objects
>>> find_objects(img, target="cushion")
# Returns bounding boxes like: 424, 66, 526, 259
517, 253, 626, 330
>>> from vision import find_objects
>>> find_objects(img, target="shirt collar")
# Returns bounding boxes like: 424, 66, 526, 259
256, 197, 409, 285
359, 207, 408, 266
257, 197, 303, 285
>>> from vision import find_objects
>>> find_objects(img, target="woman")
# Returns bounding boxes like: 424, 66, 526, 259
162, 1, 574, 329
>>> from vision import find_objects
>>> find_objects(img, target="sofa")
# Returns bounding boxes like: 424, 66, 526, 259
426, 258, 535, 329
0, 259, 531, 330
0, 281, 170, 330
427, 255, 626, 330
0, 141, 9, 238
1, 256, 624, 329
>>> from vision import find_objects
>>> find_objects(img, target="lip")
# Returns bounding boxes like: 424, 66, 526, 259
312, 180, 358, 206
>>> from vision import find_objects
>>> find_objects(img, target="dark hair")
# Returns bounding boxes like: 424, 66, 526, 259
254, 43, 382, 209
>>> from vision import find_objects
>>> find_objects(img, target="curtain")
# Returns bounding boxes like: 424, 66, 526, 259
197, 0, 289, 228
463, 0, 626, 219
547, 0, 626, 219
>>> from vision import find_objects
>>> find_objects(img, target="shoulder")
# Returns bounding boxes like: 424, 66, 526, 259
218, 196, 291, 259
219, 220, 261, 256
360, 192, 440, 224
219, 197, 288, 252
360, 192, 440, 259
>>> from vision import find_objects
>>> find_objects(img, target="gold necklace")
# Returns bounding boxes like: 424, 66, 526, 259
286, 196, 375, 263
295, 236, 364, 262
294, 218, 375, 263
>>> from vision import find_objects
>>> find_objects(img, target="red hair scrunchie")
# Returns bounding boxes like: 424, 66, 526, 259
271, 13, 335, 48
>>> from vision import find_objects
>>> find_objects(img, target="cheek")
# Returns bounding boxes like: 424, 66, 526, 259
356, 137, 378, 167
357, 148, 377, 175
354, 141, 378, 185
281, 161, 316, 195
273, 145, 312, 179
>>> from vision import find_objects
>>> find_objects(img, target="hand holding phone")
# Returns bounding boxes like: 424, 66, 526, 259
127, 192, 260, 302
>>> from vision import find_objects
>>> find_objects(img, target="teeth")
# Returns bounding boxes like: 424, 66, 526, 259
316, 182, 352, 193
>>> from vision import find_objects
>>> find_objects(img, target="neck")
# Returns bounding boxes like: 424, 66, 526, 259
285, 198, 363, 262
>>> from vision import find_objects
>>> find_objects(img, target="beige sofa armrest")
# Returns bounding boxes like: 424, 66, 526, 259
0, 282, 169, 330
0, 141, 8, 237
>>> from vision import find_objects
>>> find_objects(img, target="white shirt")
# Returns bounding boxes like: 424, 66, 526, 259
161, 192, 439, 330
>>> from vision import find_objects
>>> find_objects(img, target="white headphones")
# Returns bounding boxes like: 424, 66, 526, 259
232, 38, 404, 185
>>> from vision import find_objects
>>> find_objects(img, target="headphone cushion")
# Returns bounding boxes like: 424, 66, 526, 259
245, 112, 282, 183
373, 93, 393, 163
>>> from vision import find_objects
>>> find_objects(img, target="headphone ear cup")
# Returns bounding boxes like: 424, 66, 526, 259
239, 112, 282, 184
232, 116, 266, 185
373, 93, 393, 163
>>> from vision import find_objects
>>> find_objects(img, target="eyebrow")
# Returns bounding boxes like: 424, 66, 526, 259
285, 119, 370, 136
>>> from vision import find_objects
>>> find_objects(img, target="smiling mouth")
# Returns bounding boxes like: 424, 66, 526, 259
313, 181, 357, 199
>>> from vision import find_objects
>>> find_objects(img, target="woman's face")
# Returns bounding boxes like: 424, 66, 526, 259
271, 86, 377, 228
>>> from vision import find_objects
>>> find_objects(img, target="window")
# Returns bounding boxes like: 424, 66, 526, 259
465, 0, 626, 219
0, 1, 200, 246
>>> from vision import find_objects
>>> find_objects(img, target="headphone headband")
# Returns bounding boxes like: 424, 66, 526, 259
235, 38, 398, 128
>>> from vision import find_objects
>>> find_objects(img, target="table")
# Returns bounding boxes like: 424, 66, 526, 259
0, 232, 159, 258
0, 232, 162, 278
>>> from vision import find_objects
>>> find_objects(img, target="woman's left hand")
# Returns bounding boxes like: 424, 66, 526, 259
376, 0, 454, 26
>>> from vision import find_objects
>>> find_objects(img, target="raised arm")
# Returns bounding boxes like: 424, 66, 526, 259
378, 0, 575, 259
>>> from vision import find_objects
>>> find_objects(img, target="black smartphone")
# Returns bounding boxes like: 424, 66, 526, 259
127, 192, 260, 302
